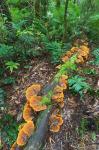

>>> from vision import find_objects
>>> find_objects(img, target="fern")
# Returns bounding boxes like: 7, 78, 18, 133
90, 48, 99, 65
45, 41, 63, 64
68, 75, 90, 96
0, 44, 14, 59
5, 61, 20, 73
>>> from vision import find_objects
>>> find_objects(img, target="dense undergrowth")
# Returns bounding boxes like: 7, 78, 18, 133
0, 0, 99, 149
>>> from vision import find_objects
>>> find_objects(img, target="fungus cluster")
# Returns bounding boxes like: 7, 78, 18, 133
10, 142, 19, 150
11, 84, 47, 149
62, 47, 78, 62
29, 95, 47, 111
49, 113, 63, 132
52, 75, 68, 108
11, 42, 90, 149
76, 45, 90, 64
62, 45, 89, 64
23, 102, 33, 122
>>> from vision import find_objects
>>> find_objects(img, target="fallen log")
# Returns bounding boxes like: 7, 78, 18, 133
23, 55, 77, 150
24, 80, 57, 150
24, 108, 52, 150
12, 46, 89, 150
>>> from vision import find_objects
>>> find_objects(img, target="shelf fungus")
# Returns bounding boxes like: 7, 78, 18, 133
76, 45, 90, 64
58, 101, 65, 108
29, 96, 47, 112
70, 47, 78, 53
10, 142, 19, 150
59, 75, 68, 90
17, 121, 34, 146
26, 84, 41, 101
23, 102, 33, 122
62, 56, 69, 62
17, 129, 28, 146
62, 46, 79, 63
22, 121, 34, 137
53, 85, 63, 93
52, 92, 64, 102
49, 114, 63, 132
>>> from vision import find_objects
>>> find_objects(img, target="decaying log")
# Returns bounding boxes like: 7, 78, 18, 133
24, 108, 52, 150
23, 56, 77, 150
24, 81, 57, 150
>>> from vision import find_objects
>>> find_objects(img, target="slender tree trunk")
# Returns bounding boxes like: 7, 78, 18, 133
74, 0, 76, 4
63, 0, 69, 42
35, 0, 41, 19
56, 0, 61, 8
28, 0, 35, 19
41, 0, 48, 17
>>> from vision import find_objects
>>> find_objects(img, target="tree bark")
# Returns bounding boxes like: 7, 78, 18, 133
56, 0, 61, 8
35, 0, 41, 18
63, 0, 69, 42
41, 0, 48, 17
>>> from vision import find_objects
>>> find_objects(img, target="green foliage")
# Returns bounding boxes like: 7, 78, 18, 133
91, 132, 96, 141
90, 48, 99, 65
45, 41, 63, 64
0, 88, 6, 108
0, 44, 14, 59
41, 96, 51, 105
68, 75, 90, 96
76, 118, 88, 137
77, 117, 99, 138
2, 77, 15, 85
5, 61, 20, 73
0, 114, 19, 146
82, 68, 97, 75
55, 55, 77, 81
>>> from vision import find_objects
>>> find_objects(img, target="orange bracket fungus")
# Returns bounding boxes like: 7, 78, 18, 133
23, 102, 33, 122
22, 121, 34, 137
52, 92, 64, 102
59, 75, 68, 90
29, 96, 47, 112
10, 142, 19, 150
26, 84, 41, 101
49, 114, 63, 132
17, 130, 28, 146
16, 121, 34, 146
53, 85, 63, 93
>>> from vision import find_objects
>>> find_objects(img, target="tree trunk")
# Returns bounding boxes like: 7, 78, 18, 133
56, 0, 61, 8
41, 0, 48, 18
35, 0, 41, 18
63, 0, 69, 42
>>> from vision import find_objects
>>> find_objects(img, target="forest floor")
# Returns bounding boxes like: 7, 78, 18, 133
3, 48, 99, 150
